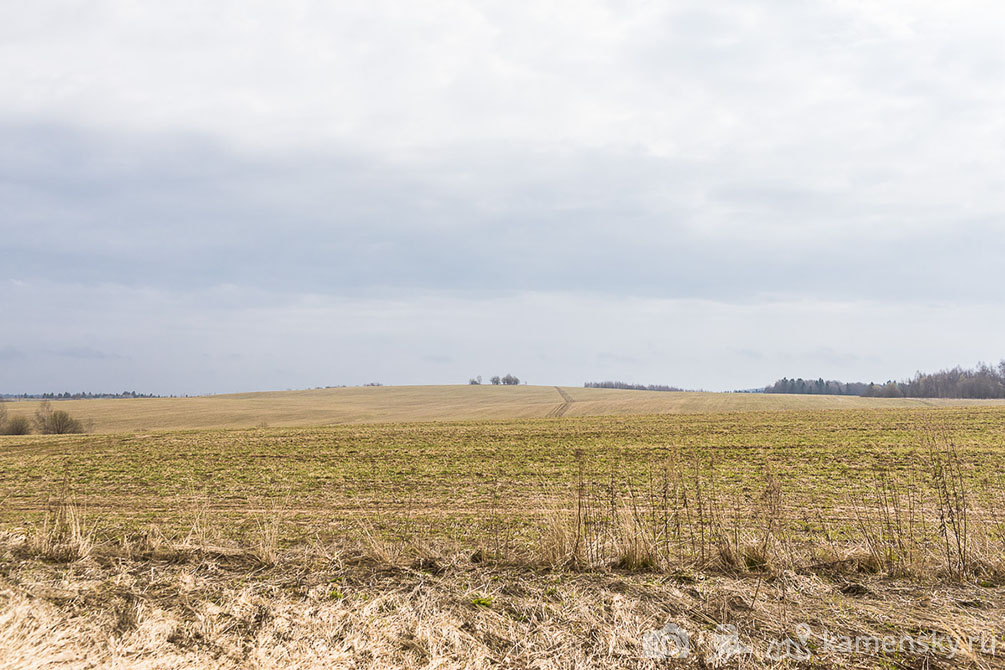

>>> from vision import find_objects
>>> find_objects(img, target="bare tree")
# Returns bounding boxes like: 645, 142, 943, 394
34, 400, 84, 434
490, 376, 501, 385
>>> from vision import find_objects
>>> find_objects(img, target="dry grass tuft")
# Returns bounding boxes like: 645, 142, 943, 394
250, 506, 285, 567
25, 500, 93, 563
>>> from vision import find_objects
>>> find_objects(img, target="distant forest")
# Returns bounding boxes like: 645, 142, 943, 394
585, 381, 684, 392
1, 391, 161, 400
763, 379, 869, 396
765, 361, 1005, 399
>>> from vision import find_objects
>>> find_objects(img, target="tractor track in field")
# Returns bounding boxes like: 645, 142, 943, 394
546, 387, 575, 418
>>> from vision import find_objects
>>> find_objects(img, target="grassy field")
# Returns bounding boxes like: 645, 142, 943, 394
4, 406, 1005, 543
4, 402, 1005, 667
4, 384, 1005, 432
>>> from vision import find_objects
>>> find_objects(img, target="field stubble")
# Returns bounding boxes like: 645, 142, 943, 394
4, 407, 1005, 667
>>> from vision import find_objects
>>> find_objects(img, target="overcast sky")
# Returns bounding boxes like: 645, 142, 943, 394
3, 0, 1005, 394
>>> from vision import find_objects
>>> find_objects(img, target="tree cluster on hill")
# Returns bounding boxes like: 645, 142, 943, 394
474, 374, 520, 385
765, 360, 1005, 399
584, 381, 684, 392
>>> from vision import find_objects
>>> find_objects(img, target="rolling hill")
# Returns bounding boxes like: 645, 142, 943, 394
5, 384, 1005, 433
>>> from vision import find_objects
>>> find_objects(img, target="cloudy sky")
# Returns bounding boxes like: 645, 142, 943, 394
2, 0, 1004, 394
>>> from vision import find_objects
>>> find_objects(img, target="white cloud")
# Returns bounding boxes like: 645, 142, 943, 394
2, 1, 1004, 158
2, 1, 1004, 391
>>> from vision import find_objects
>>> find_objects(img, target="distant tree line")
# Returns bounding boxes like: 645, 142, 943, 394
765, 360, 1005, 399
763, 378, 869, 396
584, 381, 684, 392
1, 391, 159, 400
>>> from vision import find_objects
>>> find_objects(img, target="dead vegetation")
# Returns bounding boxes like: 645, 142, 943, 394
3, 522, 1005, 670
23, 500, 93, 563
523, 436, 1005, 586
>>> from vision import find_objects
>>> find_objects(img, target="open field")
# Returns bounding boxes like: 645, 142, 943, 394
5, 406, 1005, 543
5, 384, 1005, 433
4, 405, 1005, 667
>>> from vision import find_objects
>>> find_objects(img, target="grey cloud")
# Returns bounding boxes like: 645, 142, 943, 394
596, 352, 640, 365
0, 347, 26, 361
51, 346, 122, 360
0, 345, 121, 362
2, 123, 1004, 304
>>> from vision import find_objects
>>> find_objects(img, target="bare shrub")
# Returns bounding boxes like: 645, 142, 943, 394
925, 430, 971, 577
0, 400, 31, 435
849, 468, 927, 577
34, 401, 85, 434
1, 415, 32, 435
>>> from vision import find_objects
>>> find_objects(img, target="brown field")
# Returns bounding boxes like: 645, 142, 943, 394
4, 390, 1005, 668
4, 384, 1004, 432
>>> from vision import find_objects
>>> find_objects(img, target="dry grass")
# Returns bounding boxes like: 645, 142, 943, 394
23, 500, 93, 563
3, 384, 1004, 433
526, 436, 1005, 585
2, 528, 1004, 669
